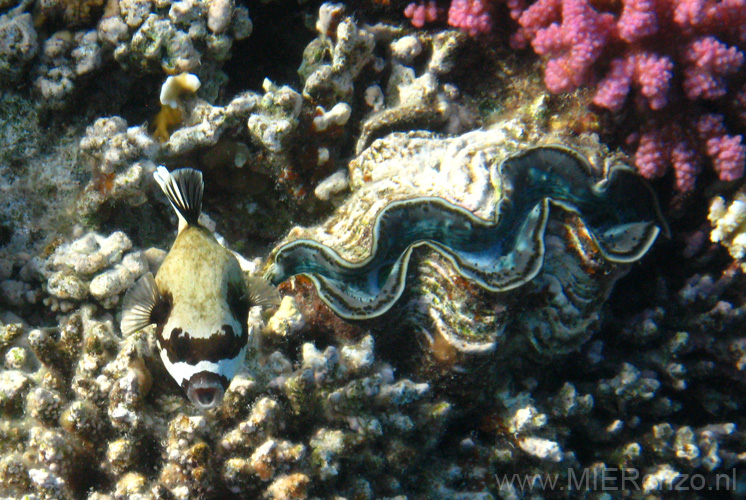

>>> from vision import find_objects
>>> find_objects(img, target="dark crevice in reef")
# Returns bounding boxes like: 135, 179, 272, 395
223, 0, 321, 98
94, 196, 175, 250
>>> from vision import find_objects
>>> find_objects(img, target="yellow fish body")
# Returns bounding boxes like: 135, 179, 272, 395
121, 167, 277, 410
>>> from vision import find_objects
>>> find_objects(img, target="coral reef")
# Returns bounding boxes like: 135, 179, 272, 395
0, 307, 456, 499
398, 0, 746, 192
1, 1, 745, 500
448, 0, 494, 36
402, 0, 498, 36
32, 28, 102, 108
289, 6, 474, 198
0, 12, 38, 87
1, 0, 252, 108
75, 116, 159, 221
3, 248, 746, 500
404, 1, 440, 29
41, 230, 156, 311
40, 5, 477, 210
0, 92, 86, 255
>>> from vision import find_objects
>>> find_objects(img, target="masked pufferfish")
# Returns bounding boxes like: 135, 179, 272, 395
120, 166, 279, 410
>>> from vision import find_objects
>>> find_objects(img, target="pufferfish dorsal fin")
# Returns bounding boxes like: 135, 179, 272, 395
121, 272, 166, 336
154, 166, 204, 232
246, 274, 281, 309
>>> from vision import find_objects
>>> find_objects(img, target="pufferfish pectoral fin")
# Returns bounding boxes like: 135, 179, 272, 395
120, 272, 167, 336
246, 274, 281, 309
153, 166, 204, 231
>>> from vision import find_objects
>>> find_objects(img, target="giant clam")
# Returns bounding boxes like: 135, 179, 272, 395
265, 123, 666, 359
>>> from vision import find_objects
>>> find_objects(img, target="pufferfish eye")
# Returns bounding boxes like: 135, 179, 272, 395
152, 292, 172, 327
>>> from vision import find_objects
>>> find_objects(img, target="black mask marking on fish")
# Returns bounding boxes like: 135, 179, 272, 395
157, 325, 247, 365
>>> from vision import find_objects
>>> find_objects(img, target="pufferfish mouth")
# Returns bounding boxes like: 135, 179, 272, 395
185, 371, 228, 410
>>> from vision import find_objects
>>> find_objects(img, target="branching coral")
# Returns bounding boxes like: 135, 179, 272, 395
41, 230, 154, 311
1, 0, 252, 110
75, 116, 158, 220
403, 0, 498, 36
510, 0, 746, 191
0, 306, 458, 500
709, 187, 746, 270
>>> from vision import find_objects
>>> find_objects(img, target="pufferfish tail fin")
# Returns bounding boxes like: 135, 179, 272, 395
154, 166, 203, 232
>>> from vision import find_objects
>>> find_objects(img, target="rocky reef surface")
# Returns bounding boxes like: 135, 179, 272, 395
1, 1, 746, 500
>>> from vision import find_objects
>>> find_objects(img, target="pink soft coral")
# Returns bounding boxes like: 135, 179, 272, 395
514, 0, 746, 106
697, 114, 746, 182
400, 0, 746, 191
632, 125, 700, 192
617, 0, 658, 42
403, 0, 495, 35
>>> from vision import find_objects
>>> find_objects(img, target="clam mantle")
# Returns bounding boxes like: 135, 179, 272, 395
265, 124, 666, 356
